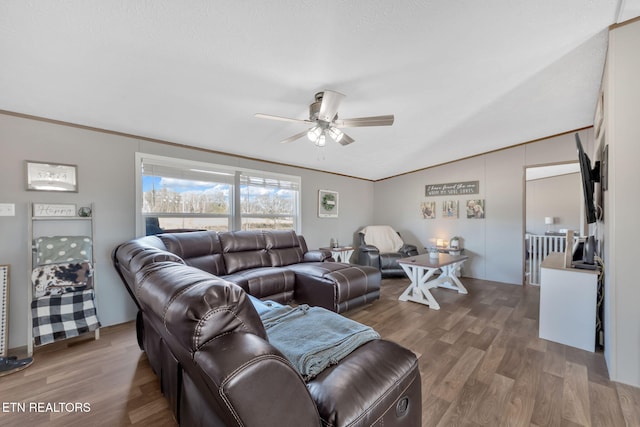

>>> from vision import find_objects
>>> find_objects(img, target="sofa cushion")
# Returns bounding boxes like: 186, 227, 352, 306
284, 261, 354, 277
264, 230, 305, 266
285, 262, 381, 313
158, 231, 226, 276
223, 267, 296, 303
219, 231, 270, 274
325, 266, 380, 307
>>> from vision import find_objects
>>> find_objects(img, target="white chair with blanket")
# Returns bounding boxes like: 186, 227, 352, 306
355, 225, 419, 277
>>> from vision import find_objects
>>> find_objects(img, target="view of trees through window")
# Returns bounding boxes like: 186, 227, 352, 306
139, 155, 300, 234
240, 178, 296, 230
142, 174, 232, 232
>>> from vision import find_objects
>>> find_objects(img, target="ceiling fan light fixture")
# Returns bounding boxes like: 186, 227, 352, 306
256, 90, 393, 148
328, 127, 344, 143
307, 125, 322, 142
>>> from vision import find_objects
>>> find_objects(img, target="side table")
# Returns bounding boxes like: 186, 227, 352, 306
426, 247, 465, 255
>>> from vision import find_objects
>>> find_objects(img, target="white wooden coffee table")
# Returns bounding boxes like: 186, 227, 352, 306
397, 253, 469, 310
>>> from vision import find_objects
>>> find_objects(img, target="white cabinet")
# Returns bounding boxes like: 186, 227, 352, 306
539, 252, 599, 352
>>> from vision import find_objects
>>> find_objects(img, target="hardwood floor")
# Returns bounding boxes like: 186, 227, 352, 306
1, 277, 638, 426
351, 278, 640, 427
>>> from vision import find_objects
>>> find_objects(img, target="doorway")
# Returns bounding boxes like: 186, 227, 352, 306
524, 162, 581, 285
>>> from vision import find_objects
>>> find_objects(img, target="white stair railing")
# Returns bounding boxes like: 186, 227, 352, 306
526, 234, 579, 285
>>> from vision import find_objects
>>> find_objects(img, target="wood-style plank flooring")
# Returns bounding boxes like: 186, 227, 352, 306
1, 277, 639, 426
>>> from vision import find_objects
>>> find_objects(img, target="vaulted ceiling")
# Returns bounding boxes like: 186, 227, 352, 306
1, 1, 638, 180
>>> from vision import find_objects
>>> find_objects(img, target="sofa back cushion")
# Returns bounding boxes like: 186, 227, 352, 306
135, 261, 268, 351
219, 231, 270, 274
158, 231, 226, 276
264, 230, 305, 267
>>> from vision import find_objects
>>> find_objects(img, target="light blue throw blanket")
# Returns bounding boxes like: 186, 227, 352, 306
259, 304, 380, 380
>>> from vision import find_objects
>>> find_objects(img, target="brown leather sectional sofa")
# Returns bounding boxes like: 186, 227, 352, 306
117, 229, 381, 313
113, 230, 421, 426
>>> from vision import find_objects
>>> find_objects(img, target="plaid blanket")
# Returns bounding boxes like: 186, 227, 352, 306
31, 289, 100, 346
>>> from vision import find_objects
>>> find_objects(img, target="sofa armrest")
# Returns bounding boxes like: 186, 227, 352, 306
399, 243, 419, 257
356, 245, 381, 269
194, 332, 321, 427
359, 244, 379, 254
304, 249, 333, 262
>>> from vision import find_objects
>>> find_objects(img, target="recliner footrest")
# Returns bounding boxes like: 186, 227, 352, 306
286, 263, 381, 313
308, 339, 421, 426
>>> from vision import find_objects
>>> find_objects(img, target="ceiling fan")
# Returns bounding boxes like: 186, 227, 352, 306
255, 90, 394, 146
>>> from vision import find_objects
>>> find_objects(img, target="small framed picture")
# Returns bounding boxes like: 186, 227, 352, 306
26, 161, 78, 192
466, 199, 485, 219
420, 201, 436, 219
318, 190, 339, 218
442, 200, 459, 218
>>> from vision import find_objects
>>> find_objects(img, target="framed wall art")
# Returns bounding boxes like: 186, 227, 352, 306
441, 200, 459, 218
26, 161, 78, 192
420, 201, 436, 219
318, 190, 339, 218
466, 199, 485, 219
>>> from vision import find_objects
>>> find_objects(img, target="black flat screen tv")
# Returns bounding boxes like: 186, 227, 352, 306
575, 133, 599, 224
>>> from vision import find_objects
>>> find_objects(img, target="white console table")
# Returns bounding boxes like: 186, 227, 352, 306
539, 252, 599, 352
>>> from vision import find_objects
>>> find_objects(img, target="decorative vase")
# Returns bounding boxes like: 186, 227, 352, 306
450, 237, 460, 249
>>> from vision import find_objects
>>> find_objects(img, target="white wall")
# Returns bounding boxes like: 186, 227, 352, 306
372, 130, 591, 285
602, 18, 640, 388
526, 173, 581, 235
0, 113, 374, 349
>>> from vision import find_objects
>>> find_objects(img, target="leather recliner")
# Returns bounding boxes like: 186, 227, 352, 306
356, 226, 419, 277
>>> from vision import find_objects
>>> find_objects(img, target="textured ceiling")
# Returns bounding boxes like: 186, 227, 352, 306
1, 1, 637, 180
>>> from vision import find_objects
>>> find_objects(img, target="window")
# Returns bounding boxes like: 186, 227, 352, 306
136, 153, 301, 236
240, 173, 300, 231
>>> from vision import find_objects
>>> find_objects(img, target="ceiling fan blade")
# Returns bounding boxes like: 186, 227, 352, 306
338, 132, 355, 146
317, 90, 345, 122
334, 115, 395, 127
255, 113, 312, 125
280, 130, 308, 144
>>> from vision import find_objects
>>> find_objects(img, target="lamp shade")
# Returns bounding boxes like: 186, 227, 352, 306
544, 217, 554, 225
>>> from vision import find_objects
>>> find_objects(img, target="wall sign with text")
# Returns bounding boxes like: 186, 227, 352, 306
425, 181, 479, 196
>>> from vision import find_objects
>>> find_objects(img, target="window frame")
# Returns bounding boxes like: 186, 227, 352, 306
135, 153, 301, 236
239, 172, 301, 232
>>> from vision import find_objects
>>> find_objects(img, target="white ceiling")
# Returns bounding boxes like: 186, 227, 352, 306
1, 1, 638, 181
